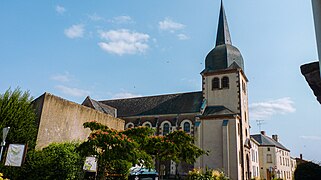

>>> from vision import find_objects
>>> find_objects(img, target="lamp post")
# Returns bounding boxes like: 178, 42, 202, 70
0, 127, 10, 162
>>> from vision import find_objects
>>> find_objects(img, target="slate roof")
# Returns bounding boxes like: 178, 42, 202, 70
82, 96, 117, 117
201, 106, 236, 117
203, 1, 244, 73
251, 134, 289, 151
99, 91, 203, 117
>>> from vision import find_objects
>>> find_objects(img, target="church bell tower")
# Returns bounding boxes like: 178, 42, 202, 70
201, 1, 248, 119
199, 1, 251, 179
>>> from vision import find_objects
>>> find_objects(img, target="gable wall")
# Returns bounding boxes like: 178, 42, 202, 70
34, 93, 124, 150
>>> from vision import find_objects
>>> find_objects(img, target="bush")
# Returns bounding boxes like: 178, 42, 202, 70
23, 142, 84, 180
187, 168, 229, 180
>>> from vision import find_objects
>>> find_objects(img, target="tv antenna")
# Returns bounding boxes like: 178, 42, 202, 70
256, 120, 265, 132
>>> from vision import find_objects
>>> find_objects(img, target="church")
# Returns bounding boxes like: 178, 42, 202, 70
83, 2, 251, 180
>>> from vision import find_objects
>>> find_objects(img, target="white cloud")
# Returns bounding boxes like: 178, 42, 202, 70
88, 13, 103, 21
177, 33, 189, 40
55, 5, 66, 14
55, 85, 90, 97
64, 24, 85, 39
112, 92, 141, 99
249, 97, 296, 120
51, 72, 72, 83
111, 16, 133, 24
300, 136, 321, 141
159, 18, 185, 32
98, 29, 149, 55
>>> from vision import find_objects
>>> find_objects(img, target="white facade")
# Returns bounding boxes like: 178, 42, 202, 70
250, 138, 260, 179
252, 132, 295, 180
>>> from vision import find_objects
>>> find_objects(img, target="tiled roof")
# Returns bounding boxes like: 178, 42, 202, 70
251, 134, 289, 151
99, 91, 203, 117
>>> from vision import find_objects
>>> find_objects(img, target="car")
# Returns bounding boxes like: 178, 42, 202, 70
128, 167, 159, 180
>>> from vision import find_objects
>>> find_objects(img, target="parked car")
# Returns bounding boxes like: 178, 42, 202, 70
128, 167, 159, 180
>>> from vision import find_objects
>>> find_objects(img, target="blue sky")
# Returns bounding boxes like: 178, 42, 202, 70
1, 1, 321, 162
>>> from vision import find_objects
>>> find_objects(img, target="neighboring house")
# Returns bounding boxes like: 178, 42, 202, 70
84, 2, 252, 180
250, 137, 260, 179
33, 92, 124, 150
290, 156, 297, 177
251, 131, 294, 180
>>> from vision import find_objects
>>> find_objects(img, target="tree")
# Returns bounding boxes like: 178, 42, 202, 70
0, 88, 39, 179
144, 130, 206, 176
0, 88, 38, 149
79, 121, 154, 179
80, 121, 206, 179
294, 161, 321, 180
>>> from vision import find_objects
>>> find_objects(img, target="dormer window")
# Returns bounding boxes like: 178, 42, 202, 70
212, 77, 220, 90
222, 76, 229, 88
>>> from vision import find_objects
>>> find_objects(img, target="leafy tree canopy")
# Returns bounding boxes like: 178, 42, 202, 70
80, 121, 206, 179
0, 87, 38, 149
294, 161, 321, 180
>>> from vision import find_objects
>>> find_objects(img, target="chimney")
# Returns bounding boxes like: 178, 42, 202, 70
272, 135, 279, 142
300, 154, 303, 160
261, 131, 266, 135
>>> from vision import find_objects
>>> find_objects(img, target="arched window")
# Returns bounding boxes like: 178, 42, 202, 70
183, 122, 191, 133
163, 123, 170, 135
127, 124, 134, 129
222, 76, 229, 88
145, 123, 151, 128
212, 77, 220, 90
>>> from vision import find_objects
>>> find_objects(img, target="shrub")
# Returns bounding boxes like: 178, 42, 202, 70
187, 168, 229, 180
23, 142, 84, 180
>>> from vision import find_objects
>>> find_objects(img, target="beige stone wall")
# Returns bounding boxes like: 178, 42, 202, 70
34, 93, 124, 150
258, 146, 292, 180
197, 117, 241, 180
203, 71, 240, 113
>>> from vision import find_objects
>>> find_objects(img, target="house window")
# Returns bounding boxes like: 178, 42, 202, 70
128, 124, 134, 129
183, 122, 191, 133
267, 154, 272, 163
212, 77, 220, 90
222, 76, 229, 88
267, 147, 270, 151
145, 123, 151, 128
163, 123, 170, 135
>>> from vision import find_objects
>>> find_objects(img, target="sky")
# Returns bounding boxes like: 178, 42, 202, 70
1, 1, 321, 162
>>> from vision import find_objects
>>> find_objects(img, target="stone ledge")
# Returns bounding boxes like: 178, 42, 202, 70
300, 61, 321, 104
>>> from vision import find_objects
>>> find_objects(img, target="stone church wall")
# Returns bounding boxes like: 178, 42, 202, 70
33, 93, 124, 150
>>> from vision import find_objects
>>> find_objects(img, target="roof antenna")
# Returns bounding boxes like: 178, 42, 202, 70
256, 120, 265, 132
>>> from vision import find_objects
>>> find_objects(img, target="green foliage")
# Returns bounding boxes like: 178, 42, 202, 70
187, 168, 229, 180
0, 88, 39, 179
81, 121, 207, 179
294, 161, 321, 180
23, 142, 84, 180
0, 87, 38, 149
80, 121, 153, 179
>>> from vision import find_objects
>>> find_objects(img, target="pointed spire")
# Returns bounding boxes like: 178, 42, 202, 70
216, 0, 232, 46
